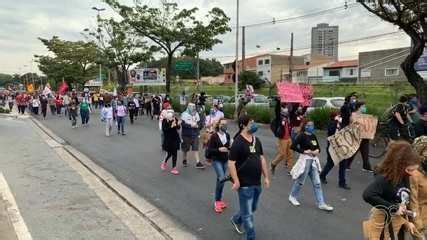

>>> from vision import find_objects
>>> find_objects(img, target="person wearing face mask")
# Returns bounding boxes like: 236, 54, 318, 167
290, 104, 305, 142
79, 98, 91, 127
161, 109, 181, 175
229, 115, 270, 239
347, 101, 373, 173
362, 141, 421, 239
207, 118, 231, 213
319, 112, 350, 189
181, 103, 204, 169
203, 104, 225, 165
271, 103, 294, 176
340, 93, 357, 171
289, 121, 334, 212
116, 101, 127, 135
409, 136, 427, 239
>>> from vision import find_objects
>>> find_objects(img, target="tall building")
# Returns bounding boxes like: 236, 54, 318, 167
311, 23, 339, 61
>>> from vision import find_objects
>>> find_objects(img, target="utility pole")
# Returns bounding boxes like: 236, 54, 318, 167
289, 32, 294, 82
242, 26, 246, 71
234, 0, 240, 112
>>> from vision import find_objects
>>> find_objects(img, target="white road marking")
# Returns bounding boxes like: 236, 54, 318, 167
0, 173, 33, 240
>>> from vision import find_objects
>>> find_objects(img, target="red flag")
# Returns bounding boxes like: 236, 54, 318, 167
59, 80, 69, 95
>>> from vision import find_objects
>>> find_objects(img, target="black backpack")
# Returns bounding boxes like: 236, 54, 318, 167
270, 118, 281, 138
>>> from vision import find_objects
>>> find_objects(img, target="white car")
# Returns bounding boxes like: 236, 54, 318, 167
307, 97, 345, 112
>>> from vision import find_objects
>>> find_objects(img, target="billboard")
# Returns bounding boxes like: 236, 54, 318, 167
128, 68, 166, 86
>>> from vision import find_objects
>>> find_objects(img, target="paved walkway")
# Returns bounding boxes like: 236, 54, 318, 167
0, 116, 167, 240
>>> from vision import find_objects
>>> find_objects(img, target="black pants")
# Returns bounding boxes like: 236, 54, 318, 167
42, 107, 47, 118
320, 150, 347, 186
8, 102, 13, 111
347, 139, 372, 170
164, 150, 178, 168
18, 105, 26, 114
129, 110, 135, 124
70, 113, 77, 127
33, 107, 39, 115
49, 105, 56, 115
146, 107, 152, 118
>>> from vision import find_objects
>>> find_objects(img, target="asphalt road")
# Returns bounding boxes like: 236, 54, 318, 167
38, 110, 382, 240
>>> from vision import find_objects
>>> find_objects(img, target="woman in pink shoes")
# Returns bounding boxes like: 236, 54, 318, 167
207, 118, 231, 213
161, 109, 181, 175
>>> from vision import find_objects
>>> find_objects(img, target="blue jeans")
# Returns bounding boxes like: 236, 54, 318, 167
117, 116, 125, 133
290, 159, 325, 206
213, 160, 227, 201
80, 109, 90, 124
232, 185, 262, 240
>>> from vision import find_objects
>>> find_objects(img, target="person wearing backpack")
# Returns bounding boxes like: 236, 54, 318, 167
389, 95, 414, 141
270, 98, 293, 175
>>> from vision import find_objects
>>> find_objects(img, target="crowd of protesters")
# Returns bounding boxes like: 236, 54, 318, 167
4, 84, 427, 240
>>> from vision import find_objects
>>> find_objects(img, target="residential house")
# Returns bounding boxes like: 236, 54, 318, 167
223, 54, 304, 84
323, 60, 358, 83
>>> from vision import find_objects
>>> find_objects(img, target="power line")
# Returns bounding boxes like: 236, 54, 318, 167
231, 1, 358, 29
209, 31, 404, 60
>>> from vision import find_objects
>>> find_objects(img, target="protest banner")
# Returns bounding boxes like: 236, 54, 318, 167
276, 82, 313, 106
328, 124, 362, 165
128, 68, 166, 86
352, 114, 378, 140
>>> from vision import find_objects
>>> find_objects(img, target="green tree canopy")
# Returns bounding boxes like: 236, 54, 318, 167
358, 0, 427, 103
104, 0, 230, 93
83, 17, 156, 89
239, 71, 265, 90
35, 36, 98, 88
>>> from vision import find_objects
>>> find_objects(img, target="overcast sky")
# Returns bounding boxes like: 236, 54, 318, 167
0, 0, 410, 75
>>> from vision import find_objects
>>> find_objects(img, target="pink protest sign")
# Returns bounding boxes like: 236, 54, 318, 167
276, 82, 313, 106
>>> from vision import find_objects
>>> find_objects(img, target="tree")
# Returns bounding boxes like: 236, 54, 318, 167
35, 36, 98, 88
83, 17, 156, 90
104, 0, 230, 93
0, 73, 12, 87
239, 71, 265, 90
358, 0, 427, 104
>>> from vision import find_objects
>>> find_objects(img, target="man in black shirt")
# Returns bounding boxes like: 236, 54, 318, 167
389, 95, 413, 140
340, 93, 357, 171
229, 115, 270, 239
127, 98, 137, 124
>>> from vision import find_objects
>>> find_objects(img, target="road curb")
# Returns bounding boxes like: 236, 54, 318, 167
29, 117, 197, 240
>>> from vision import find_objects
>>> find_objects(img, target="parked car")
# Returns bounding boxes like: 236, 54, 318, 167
306, 97, 345, 112
226, 94, 270, 107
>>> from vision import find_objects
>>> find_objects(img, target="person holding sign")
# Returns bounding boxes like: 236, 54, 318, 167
288, 121, 334, 212
348, 102, 373, 172
319, 112, 350, 190
271, 103, 294, 176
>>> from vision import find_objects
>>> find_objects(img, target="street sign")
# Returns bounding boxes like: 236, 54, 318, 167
175, 61, 193, 71
96, 74, 107, 82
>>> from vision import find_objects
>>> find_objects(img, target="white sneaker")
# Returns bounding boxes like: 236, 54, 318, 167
288, 196, 300, 206
318, 204, 334, 212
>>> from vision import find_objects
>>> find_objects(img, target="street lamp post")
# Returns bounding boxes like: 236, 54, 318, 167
234, 0, 240, 116
92, 7, 106, 86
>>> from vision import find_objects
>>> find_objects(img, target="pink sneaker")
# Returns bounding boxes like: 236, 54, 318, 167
219, 201, 227, 209
170, 168, 179, 175
160, 161, 167, 171
214, 201, 223, 213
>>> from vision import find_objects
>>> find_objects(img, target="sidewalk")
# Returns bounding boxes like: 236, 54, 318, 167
0, 116, 166, 240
